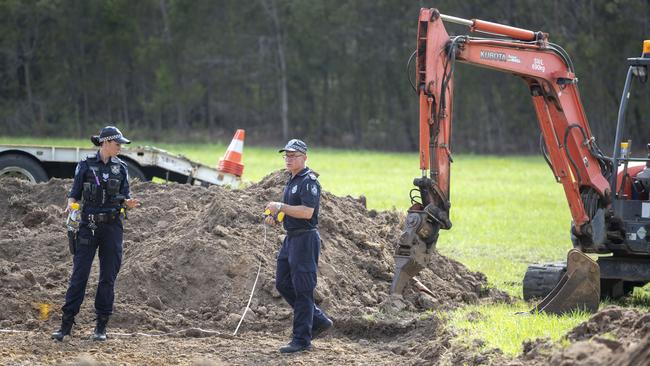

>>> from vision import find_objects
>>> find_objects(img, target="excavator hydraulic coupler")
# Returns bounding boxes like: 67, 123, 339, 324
531, 249, 600, 315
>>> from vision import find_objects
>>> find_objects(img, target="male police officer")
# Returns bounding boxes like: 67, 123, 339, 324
265, 139, 333, 353
52, 126, 140, 342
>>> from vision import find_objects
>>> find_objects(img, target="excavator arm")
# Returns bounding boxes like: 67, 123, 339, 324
392, 8, 610, 313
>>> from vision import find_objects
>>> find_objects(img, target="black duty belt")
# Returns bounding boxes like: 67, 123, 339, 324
83, 212, 120, 223
286, 228, 317, 236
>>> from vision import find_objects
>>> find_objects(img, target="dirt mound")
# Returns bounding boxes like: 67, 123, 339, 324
3, 173, 649, 365
0, 172, 504, 336
520, 305, 650, 365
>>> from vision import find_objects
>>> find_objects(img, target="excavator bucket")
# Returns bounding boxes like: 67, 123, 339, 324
531, 249, 600, 315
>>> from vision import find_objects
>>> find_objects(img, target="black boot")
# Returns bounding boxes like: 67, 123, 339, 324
51, 313, 75, 341
312, 317, 333, 339
92, 314, 109, 341
279, 342, 312, 353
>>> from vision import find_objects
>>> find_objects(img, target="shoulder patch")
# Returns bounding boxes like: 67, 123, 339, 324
311, 184, 318, 196
309, 173, 317, 180
110, 156, 128, 170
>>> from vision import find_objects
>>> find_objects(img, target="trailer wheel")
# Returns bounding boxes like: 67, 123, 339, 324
0, 154, 48, 183
126, 163, 147, 182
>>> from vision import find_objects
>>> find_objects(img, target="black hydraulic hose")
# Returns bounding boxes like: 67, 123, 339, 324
563, 124, 589, 185
611, 67, 635, 195
539, 133, 559, 182
440, 37, 462, 120
590, 142, 614, 181
410, 188, 422, 205
407, 49, 417, 93
429, 37, 460, 181
439, 38, 461, 132
548, 42, 575, 74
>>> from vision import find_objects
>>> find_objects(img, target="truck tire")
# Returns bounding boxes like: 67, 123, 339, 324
523, 262, 567, 301
0, 154, 49, 183
126, 163, 147, 182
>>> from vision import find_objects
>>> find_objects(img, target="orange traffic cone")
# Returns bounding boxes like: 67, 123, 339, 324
217, 129, 245, 185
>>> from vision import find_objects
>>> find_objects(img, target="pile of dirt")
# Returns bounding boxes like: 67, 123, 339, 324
519, 306, 650, 366
2, 172, 650, 365
0, 172, 503, 338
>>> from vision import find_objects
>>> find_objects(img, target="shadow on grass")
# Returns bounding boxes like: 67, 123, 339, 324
602, 286, 650, 309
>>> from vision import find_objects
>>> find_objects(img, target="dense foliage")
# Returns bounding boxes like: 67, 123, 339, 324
1, 0, 648, 153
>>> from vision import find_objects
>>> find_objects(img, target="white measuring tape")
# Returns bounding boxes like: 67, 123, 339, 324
233, 223, 266, 336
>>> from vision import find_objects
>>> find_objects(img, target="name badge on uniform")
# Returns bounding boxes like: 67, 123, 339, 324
291, 185, 297, 194
111, 165, 120, 175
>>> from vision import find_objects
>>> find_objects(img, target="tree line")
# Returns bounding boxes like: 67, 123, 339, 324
1, 0, 648, 154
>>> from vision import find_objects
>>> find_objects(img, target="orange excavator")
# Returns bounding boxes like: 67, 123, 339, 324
391, 8, 650, 314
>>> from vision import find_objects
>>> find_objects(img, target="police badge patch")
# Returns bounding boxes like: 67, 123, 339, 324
291, 185, 298, 194
111, 165, 120, 175
311, 185, 318, 196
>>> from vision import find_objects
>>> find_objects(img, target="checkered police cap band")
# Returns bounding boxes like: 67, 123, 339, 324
99, 134, 123, 142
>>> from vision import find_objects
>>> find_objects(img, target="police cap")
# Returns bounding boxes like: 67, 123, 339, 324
279, 139, 308, 154
91, 126, 131, 146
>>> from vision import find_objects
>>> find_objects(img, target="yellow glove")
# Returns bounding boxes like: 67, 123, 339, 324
264, 209, 285, 222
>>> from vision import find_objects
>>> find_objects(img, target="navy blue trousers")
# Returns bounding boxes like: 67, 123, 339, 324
275, 230, 330, 346
62, 221, 123, 317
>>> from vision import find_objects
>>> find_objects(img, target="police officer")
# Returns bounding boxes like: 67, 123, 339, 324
266, 139, 333, 353
52, 126, 140, 342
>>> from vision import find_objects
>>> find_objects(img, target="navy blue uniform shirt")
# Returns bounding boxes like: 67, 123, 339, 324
282, 167, 320, 231
68, 152, 130, 214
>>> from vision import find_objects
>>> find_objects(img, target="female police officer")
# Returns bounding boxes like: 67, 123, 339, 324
52, 126, 140, 342
266, 139, 333, 353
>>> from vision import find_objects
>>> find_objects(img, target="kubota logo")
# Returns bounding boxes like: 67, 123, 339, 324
480, 50, 507, 61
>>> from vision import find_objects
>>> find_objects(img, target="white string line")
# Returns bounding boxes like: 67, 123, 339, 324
109, 327, 228, 338
233, 223, 266, 336
0, 329, 31, 333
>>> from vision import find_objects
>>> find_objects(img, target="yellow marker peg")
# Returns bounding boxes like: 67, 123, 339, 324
37, 303, 51, 321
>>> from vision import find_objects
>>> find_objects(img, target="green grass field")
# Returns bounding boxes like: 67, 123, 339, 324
2, 136, 646, 355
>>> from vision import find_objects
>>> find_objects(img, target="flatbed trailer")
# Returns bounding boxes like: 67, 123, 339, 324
0, 144, 239, 187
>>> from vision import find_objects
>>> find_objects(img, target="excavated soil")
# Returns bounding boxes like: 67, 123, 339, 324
1, 172, 649, 365
517, 305, 650, 366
